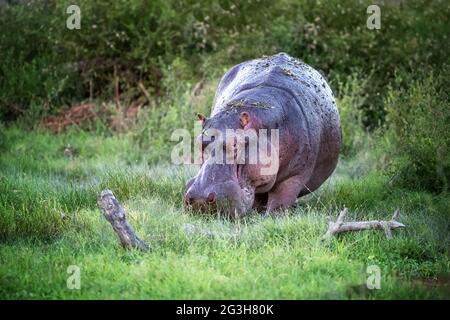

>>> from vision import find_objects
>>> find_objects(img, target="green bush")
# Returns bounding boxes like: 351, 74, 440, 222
1, 0, 449, 128
0, 1, 81, 120
384, 67, 450, 192
331, 72, 369, 156
132, 58, 217, 164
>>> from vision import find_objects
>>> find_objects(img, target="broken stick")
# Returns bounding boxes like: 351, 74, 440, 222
97, 189, 149, 251
322, 208, 405, 241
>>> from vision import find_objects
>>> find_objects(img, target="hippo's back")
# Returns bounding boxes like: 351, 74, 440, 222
212, 53, 335, 118
212, 53, 341, 195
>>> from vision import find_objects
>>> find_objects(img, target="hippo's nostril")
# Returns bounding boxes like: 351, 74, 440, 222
207, 192, 216, 204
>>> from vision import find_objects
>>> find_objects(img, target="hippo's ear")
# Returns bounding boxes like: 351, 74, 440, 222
197, 113, 206, 125
239, 112, 250, 128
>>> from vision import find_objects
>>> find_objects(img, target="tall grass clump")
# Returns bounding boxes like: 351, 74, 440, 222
384, 67, 450, 193
332, 72, 369, 157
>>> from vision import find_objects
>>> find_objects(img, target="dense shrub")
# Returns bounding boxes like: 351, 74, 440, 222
384, 66, 450, 193
0, 0, 449, 128
0, 1, 81, 120
331, 72, 368, 156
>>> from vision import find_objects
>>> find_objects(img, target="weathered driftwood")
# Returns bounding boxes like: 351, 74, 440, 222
97, 189, 149, 251
322, 208, 405, 240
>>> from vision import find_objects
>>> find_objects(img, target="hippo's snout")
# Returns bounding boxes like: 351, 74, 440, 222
184, 180, 253, 217
184, 190, 216, 207
184, 181, 238, 210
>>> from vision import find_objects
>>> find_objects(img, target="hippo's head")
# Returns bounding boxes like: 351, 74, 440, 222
184, 110, 279, 217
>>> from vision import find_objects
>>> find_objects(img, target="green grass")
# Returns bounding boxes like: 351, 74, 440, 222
0, 126, 449, 299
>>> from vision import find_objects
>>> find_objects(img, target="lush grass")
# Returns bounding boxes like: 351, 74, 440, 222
1, 0, 448, 300
0, 126, 448, 299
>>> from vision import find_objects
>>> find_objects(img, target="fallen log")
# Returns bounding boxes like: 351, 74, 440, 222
97, 189, 149, 251
322, 208, 405, 241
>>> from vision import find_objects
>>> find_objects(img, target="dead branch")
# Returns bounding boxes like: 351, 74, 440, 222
97, 189, 149, 251
322, 208, 405, 240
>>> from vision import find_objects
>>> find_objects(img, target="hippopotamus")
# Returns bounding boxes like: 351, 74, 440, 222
184, 53, 341, 217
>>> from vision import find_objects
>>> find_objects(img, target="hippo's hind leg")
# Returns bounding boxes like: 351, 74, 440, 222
265, 175, 305, 216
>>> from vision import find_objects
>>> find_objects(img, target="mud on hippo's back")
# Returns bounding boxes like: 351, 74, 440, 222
212, 52, 338, 122
212, 52, 341, 193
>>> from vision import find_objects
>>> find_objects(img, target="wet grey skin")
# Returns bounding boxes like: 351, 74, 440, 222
184, 53, 341, 218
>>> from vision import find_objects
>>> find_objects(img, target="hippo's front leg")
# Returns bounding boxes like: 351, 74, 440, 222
265, 175, 305, 216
